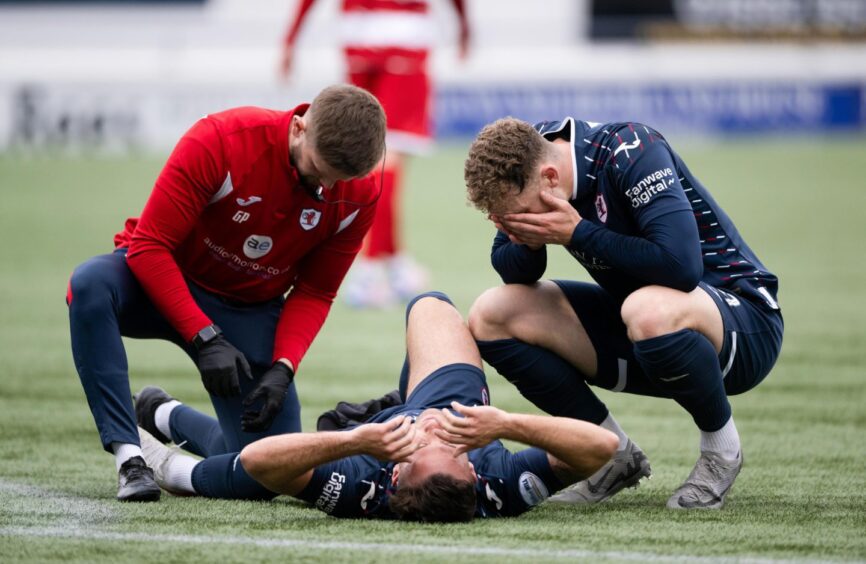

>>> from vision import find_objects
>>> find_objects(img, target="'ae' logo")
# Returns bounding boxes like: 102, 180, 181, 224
243, 235, 273, 259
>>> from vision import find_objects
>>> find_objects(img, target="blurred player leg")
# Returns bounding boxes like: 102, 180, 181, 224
342, 47, 430, 308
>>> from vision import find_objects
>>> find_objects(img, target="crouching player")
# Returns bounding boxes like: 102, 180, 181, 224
135, 292, 618, 521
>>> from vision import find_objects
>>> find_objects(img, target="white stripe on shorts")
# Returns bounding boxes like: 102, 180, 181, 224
722, 331, 737, 378
612, 358, 628, 392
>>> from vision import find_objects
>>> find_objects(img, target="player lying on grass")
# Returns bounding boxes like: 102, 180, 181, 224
134, 292, 618, 521
464, 117, 783, 509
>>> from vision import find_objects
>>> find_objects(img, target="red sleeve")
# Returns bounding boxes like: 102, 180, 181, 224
126, 118, 227, 342
272, 189, 377, 369
284, 0, 317, 46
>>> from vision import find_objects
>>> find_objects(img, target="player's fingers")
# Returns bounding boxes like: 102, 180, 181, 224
382, 415, 406, 431
506, 232, 523, 245
439, 418, 471, 439
389, 422, 416, 450
390, 430, 424, 461
450, 401, 475, 416
539, 189, 569, 210
383, 416, 412, 441
508, 215, 552, 229
396, 431, 425, 457
433, 428, 469, 445
441, 407, 471, 427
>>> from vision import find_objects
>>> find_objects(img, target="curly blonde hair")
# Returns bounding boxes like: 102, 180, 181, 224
464, 117, 546, 213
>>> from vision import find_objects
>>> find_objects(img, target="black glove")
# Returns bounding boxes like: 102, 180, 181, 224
195, 334, 253, 397
242, 362, 294, 432
317, 389, 403, 431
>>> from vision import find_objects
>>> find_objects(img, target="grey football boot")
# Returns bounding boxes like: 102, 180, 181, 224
547, 438, 651, 504
667, 450, 743, 510
138, 427, 194, 497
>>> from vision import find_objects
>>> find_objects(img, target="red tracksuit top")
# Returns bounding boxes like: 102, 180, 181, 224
114, 104, 377, 369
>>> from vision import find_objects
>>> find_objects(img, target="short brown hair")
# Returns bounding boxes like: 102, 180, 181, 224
388, 473, 476, 523
464, 117, 546, 213
308, 84, 386, 177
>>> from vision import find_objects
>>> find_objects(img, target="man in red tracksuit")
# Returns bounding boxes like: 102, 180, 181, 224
67, 84, 387, 502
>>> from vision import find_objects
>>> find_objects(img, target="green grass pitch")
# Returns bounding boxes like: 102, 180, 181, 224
1, 137, 865, 562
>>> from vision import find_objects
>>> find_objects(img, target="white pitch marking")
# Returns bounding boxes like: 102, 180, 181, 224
0, 527, 844, 564
0, 480, 844, 564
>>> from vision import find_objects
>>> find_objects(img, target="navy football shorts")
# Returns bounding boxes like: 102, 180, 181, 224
367, 363, 491, 425
402, 363, 490, 410
553, 280, 784, 398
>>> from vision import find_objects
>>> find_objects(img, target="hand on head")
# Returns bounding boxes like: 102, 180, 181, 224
353, 415, 426, 463
433, 402, 509, 456
490, 189, 581, 248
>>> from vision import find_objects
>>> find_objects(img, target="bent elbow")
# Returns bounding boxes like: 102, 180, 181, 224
499, 271, 541, 285
666, 253, 702, 292
670, 269, 701, 292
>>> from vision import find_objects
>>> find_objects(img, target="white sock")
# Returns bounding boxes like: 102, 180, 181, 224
154, 400, 182, 440
112, 442, 143, 471
700, 416, 741, 459
600, 413, 629, 451
163, 452, 199, 495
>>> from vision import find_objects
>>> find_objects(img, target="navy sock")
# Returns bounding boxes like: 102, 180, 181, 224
633, 329, 731, 432
169, 405, 227, 458
191, 452, 278, 501
477, 338, 609, 424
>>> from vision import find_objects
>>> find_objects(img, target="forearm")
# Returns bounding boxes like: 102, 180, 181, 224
126, 245, 211, 341
240, 430, 361, 496
501, 412, 617, 482
569, 215, 702, 291
272, 289, 332, 368
491, 231, 547, 284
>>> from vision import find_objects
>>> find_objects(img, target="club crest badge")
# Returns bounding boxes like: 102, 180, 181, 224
595, 193, 608, 223
299, 208, 322, 231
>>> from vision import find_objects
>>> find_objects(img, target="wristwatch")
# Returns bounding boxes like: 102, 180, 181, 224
192, 324, 222, 350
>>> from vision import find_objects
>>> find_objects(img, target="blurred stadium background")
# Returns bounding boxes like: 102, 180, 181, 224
1, 1, 865, 562
1, 0, 864, 150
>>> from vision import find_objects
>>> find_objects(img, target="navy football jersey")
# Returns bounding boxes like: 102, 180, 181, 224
295, 407, 562, 519
492, 118, 780, 312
